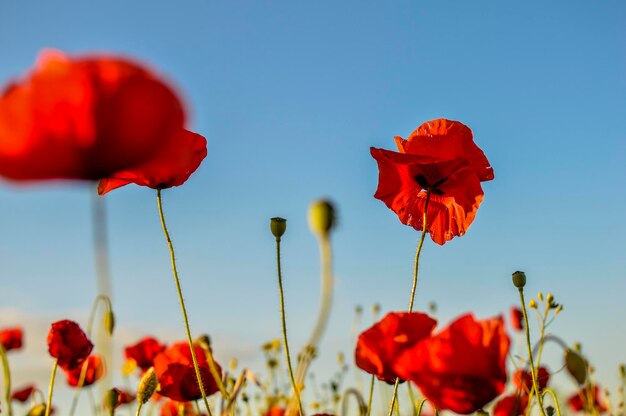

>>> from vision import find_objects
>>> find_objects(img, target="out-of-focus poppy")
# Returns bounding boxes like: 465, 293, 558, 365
63, 354, 105, 387
493, 394, 529, 416
0, 50, 186, 181
109, 387, 135, 408
355, 312, 437, 383
567, 386, 607, 413
509, 307, 524, 331
98, 129, 206, 194
264, 407, 285, 416
394, 313, 510, 414
47, 320, 93, 369
512, 367, 550, 393
11, 384, 36, 402
124, 337, 166, 372
153, 341, 221, 402
0, 327, 23, 351
160, 399, 206, 416
370, 119, 493, 245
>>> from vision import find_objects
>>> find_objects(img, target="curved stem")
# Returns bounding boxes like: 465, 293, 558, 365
44, 359, 58, 416
542, 389, 563, 416
275, 237, 303, 416
366, 374, 375, 416
135, 402, 143, 416
0, 344, 13, 416
86, 294, 113, 337
519, 288, 547, 416
416, 399, 428, 416
341, 387, 367, 416
156, 189, 213, 416
290, 235, 333, 412
388, 191, 431, 416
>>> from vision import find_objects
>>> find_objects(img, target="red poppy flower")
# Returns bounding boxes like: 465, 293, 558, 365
512, 367, 550, 393
63, 354, 105, 387
567, 386, 607, 413
509, 307, 524, 331
493, 394, 529, 416
124, 337, 166, 372
47, 320, 93, 369
11, 384, 36, 402
153, 341, 222, 402
0, 49, 186, 181
393, 313, 510, 414
0, 327, 23, 351
370, 119, 493, 245
98, 129, 206, 194
355, 312, 437, 383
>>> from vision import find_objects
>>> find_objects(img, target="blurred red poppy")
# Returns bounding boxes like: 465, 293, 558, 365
0, 50, 186, 181
512, 367, 550, 393
98, 129, 206, 194
110, 388, 135, 407
394, 313, 510, 414
47, 320, 93, 369
124, 336, 165, 372
493, 394, 528, 416
355, 312, 436, 383
509, 307, 524, 331
11, 384, 36, 402
63, 354, 105, 387
264, 407, 285, 416
567, 386, 607, 413
0, 327, 23, 351
153, 341, 222, 402
370, 119, 493, 245
160, 400, 199, 416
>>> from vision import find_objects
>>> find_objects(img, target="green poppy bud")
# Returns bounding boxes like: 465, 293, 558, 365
565, 348, 588, 385
104, 311, 115, 335
104, 388, 120, 411
26, 404, 47, 416
270, 217, 287, 239
512, 271, 526, 288
308, 199, 336, 238
137, 367, 158, 405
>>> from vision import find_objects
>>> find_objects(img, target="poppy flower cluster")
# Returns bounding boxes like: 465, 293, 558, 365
0, 49, 206, 191
370, 118, 493, 245
356, 312, 510, 414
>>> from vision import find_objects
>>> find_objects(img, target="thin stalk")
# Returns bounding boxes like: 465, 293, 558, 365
135, 402, 143, 416
366, 374, 375, 416
519, 288, 547, 416
542, 389, 562, 416
388, 192, 431, 416
68, 359, 91, 416
407, 383, 418, 416
341, 388, 367, 416
0, 344, 12, 416
275, 236, 303, 416
156, 189, 213, 416
44, 359, 59, 416
535, 302, 550, 368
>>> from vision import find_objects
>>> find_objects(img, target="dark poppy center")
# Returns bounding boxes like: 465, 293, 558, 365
414, 174, 447, 195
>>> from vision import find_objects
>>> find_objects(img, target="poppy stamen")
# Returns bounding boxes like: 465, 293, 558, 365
414, 174, 446, 195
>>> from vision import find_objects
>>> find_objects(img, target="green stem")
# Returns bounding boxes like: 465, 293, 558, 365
535, 302, 550, 369
388, 192, 431, 416
135, 402, 143, 416
341, 388, 367, 416
366, 374, 375, 416
542, 389, 562, 416
68, 359, 91, 416
44, 359, 58, 416
0, 344, 12, 416
275, 236, 303, 416
86, 294, 113, 337
407, 383, 417, 416
156, 189, 213, 416
416, 399, 428, 416
518, 288, 547, 416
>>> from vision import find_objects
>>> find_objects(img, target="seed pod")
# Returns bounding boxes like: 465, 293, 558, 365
137, 367, 158, 404
565, 348, 588, 385
512, 271, 526, 288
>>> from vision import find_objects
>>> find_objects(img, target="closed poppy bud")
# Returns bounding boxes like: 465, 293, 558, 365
308, 199, 336, 238
565, 348, 587, 385
512, 271, 526, 288
47, 320, 93, 369
26, 404, 48, 416
270, 217, 287, 239
103, 388, 120, 411
104, 311, 115, 335
137, 367, 158, 405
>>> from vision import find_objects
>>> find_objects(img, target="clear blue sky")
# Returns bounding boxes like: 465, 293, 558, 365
0, 0, 625, 408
